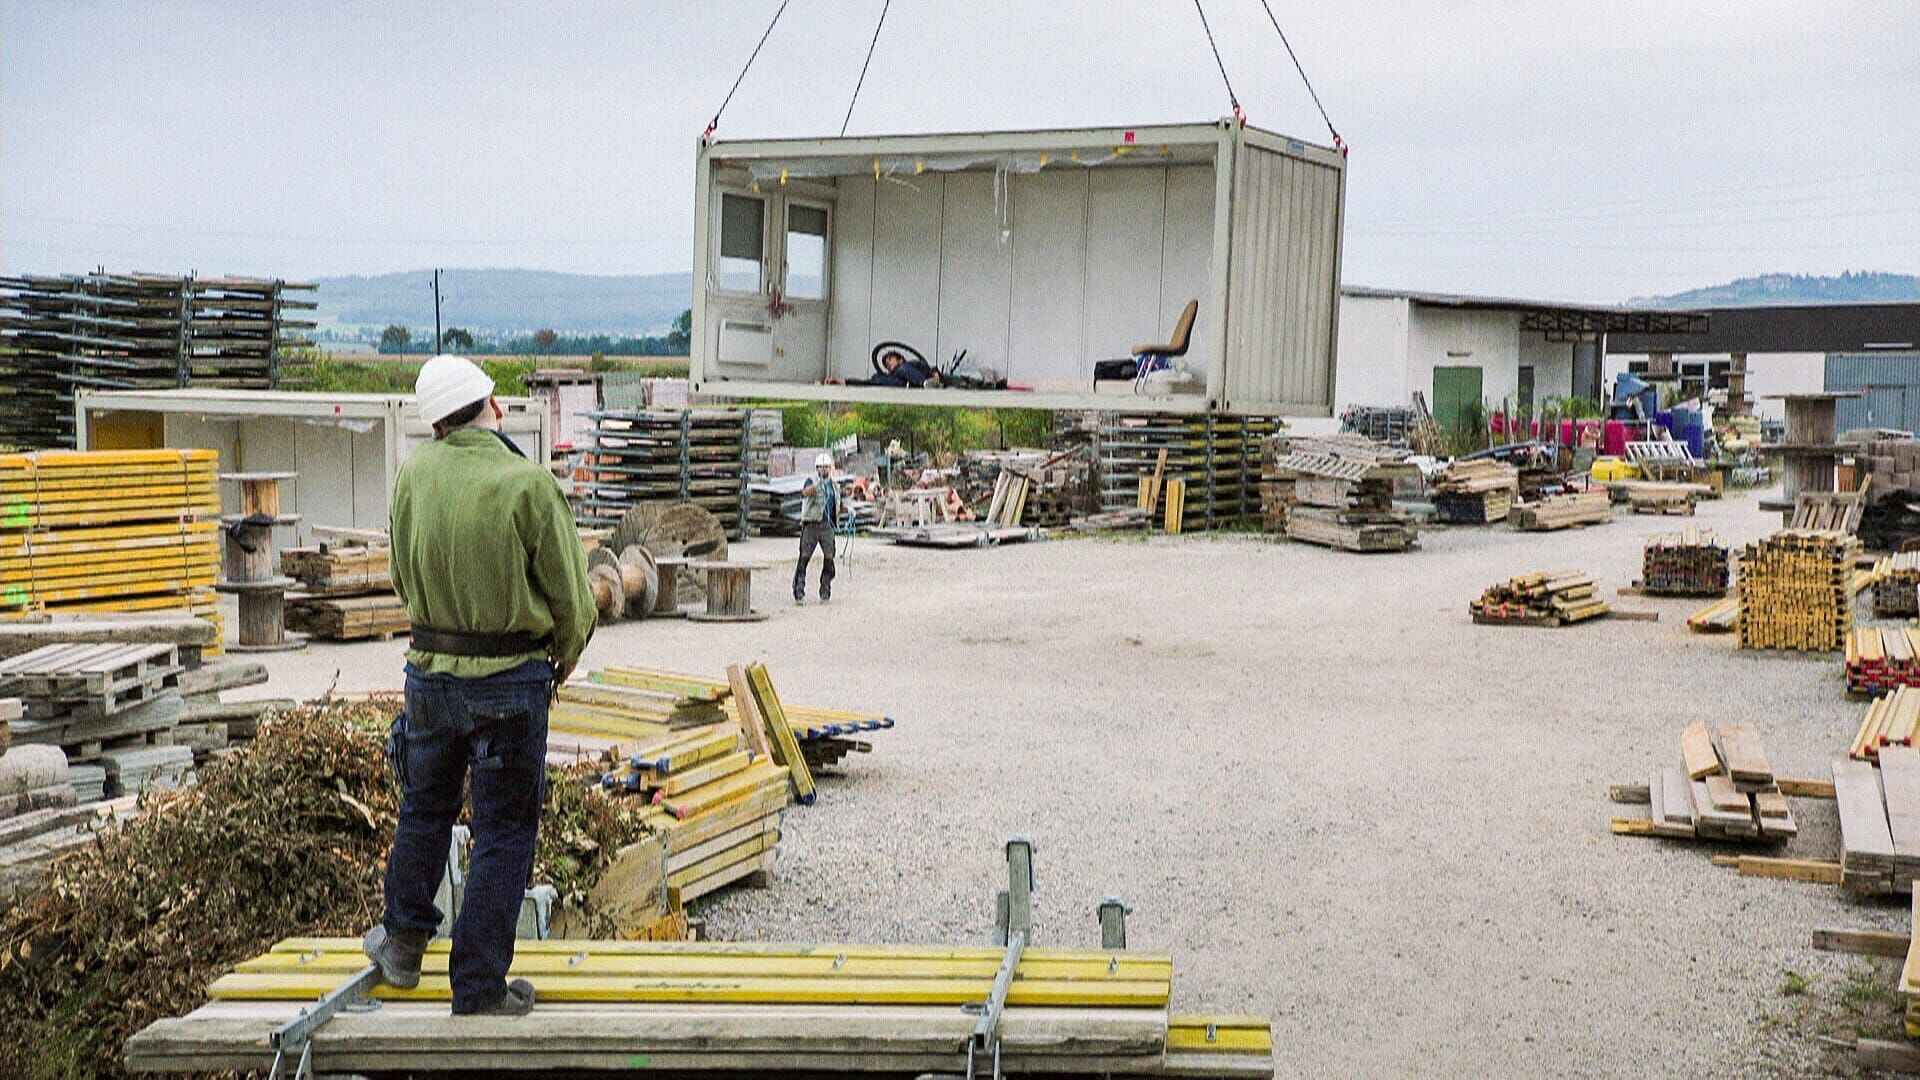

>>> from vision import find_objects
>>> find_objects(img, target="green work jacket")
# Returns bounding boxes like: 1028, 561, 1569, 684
389, 427, 595, 677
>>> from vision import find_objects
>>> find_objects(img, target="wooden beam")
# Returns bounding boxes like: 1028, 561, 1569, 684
1811, 927, 1910, 958
1711, 854, 1844, 885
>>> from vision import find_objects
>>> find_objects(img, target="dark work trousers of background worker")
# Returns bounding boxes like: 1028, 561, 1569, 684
794, 520, 835, 602
381, 657, 551, 1009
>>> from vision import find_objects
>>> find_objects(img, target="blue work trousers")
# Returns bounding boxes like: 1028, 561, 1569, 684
381, 659, 551, 1009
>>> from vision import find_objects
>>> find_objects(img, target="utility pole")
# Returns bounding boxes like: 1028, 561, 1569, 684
432, 268, 443, 353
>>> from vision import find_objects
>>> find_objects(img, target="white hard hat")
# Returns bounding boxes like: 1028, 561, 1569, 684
415, 354, 495, 426
815, 452, 833, 469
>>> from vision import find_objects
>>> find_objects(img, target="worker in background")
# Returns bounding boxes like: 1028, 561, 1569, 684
794, 451, 840, 603
872, 348, 941, 387
362, 354, 596, 1017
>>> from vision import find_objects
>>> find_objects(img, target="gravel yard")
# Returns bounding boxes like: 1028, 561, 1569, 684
253, 490, 1901, 1076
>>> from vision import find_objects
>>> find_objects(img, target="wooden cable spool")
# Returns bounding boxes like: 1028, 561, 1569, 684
612, 503, 727, 605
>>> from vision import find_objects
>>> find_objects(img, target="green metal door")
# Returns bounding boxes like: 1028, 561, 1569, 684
1432, 365, 1483, 433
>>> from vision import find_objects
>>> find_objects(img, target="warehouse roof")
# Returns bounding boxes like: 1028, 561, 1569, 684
1342, 286, 1706, 335
1607, 301, 1920, 355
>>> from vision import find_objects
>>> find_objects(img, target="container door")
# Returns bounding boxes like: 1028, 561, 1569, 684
709, 190, 776, 373
774, 199, 831, 380
1432, 365, 1484, 434
1867, 385, 1908, 432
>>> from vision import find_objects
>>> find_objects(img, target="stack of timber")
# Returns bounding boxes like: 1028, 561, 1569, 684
1257, 435, 1293, 531
1001, 444, 1093, 527
1736, 529, 1859, 652
1846, 629, 1920, 696
1273, 450, 1419, 552
1470, 570, 1607, 626
575, 410, 752, 539
1508, 490, 1611, 531
567, 664, 897, 775
1873, 551, 1920, 617
1430, 459, 1518, 524
0, 449, 224, 645
0, 271, 316, 448
1614, 721, 1797, 842
1849, 685, 1920, 761
128, 938, 1273, 1078
1640, 528, 1731, 597
1688, 596, 1740, 633
1097, 413, 1279, 531
1834, 746, 1920, 895
0, 643, 188, 774
282, 537, 409, 641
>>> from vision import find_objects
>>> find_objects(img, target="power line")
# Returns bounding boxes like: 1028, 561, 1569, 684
840, 0, 893, 137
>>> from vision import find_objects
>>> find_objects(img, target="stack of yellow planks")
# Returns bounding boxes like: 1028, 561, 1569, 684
1687, 595, 1739, 632
1736, 529, 1859, 651
1846, 626, 1920, 695
589, 664, 897, 772
1850, 686, 1920, 762
1, 450, 223, 650
126, 937, 1273, 1077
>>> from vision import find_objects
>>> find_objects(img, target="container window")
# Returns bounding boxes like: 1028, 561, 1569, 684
719, 193, 765, 292
785, 204, 828, 301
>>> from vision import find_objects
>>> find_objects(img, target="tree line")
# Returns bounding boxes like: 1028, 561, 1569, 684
377, 310, 691, 356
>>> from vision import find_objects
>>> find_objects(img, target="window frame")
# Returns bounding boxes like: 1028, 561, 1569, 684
714, 188, 769, 297
781, 198, 832, 303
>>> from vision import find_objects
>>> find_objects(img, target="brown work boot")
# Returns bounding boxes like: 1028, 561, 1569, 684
453, 978, 536, 1016
362, 924, 429, 989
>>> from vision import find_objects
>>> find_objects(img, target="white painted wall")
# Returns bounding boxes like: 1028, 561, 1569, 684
1603, 351, 1826, 421
1330, 294, 1410, 408
1407, 306, 1520, 407
825, 163, 1216, 391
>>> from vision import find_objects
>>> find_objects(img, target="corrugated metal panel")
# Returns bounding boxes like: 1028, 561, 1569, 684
1828, 351, 1920, 433
1224, 143, 1343, 414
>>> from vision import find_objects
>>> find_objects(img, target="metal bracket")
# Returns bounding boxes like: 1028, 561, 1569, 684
1098, 895, 1130, 950
266, 963, 382, 1080
968, 837, 1034, 1080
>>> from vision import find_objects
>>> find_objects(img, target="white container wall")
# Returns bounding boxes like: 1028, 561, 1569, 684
73, 389, 551, 547
690, 120, 1344, 416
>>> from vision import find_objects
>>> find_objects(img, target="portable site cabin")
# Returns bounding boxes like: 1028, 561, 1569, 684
73, 389, 551, 547
690, 119, 1345, 416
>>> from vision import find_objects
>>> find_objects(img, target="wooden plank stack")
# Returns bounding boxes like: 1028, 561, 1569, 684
1097, 413, 1278, 532
1272, 450, 1418, 553
1846, 628, 1920, 695
1873, 551, 1920, 618
1, 449, 224, 646
1849, 685, 1920, 760
575, 410, 753, 539
128, 938, 1273, 1078
1470, 571, 1607, 626
1640, 528, 1731, 597
1835, 746, 1920, 895
1508, 490, 1611, 531
0, 271, 316, 448
1430, 459, 1518, 524
283, 538, 410, 641
1258, 435, 1294, 531
1623, 721, 1796, 842
1735, 529, 1859, 652
1687, 597, 1739, 633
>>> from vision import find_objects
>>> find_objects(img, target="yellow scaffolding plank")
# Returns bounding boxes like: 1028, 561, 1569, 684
207, 972, 1170, 1007
1167, 1015, 1274, 1054
266, 936, 1173, 966
234, 949, 1171, 981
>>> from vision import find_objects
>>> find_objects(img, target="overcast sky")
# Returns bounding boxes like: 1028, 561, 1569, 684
3, 0, 1915, 301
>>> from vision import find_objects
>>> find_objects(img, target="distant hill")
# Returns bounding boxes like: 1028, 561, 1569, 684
312, 269, 692, 335
1640, 271, 1919, 309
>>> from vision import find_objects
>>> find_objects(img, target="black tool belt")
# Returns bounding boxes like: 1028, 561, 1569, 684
409, 624, 553, 658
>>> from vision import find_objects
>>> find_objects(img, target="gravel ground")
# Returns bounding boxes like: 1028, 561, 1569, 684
249, 491, 1908, 1077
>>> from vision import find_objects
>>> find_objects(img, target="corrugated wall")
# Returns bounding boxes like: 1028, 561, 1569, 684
1224, 145, 1343, 414
1827, 351, 1920, 433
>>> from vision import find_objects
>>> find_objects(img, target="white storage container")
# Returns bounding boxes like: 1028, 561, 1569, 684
690, 118, 1344, 416
73, 389, 551, 546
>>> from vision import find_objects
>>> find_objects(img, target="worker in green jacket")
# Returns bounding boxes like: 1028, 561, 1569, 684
362, 354, 596, 1017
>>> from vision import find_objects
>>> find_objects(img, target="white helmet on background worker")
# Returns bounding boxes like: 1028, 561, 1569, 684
815, 452, 833, 471
415, 354, 495, 426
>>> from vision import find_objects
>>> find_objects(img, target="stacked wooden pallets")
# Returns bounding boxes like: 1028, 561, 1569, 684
1470, 570, 1608, 626
1430, 459, 1518, 524
1873, 551, 1920, 618
1736, 529, 1859, 651
1257, 435, 1293, 531
1616, 721, 1796, 842
0, 643, 189, 780
1846, 628, 1920, 695
1097, 413, 1278, 531
0, 271, 316, 448
283, 537, 410, 641
1834, 746, 1920, 895
575, 410, 753, 539
127, 938, 1273, 1078
1273, 451, 1418, 552
1640, 528, 1731, 596
1, 449, 224, 645
1508, 490, 1611, 531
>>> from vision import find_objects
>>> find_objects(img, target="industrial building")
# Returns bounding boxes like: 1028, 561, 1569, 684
1607, 301, 1920, 427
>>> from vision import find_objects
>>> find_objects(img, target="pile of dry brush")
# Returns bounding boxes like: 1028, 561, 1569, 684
0, 697, 648, 1080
